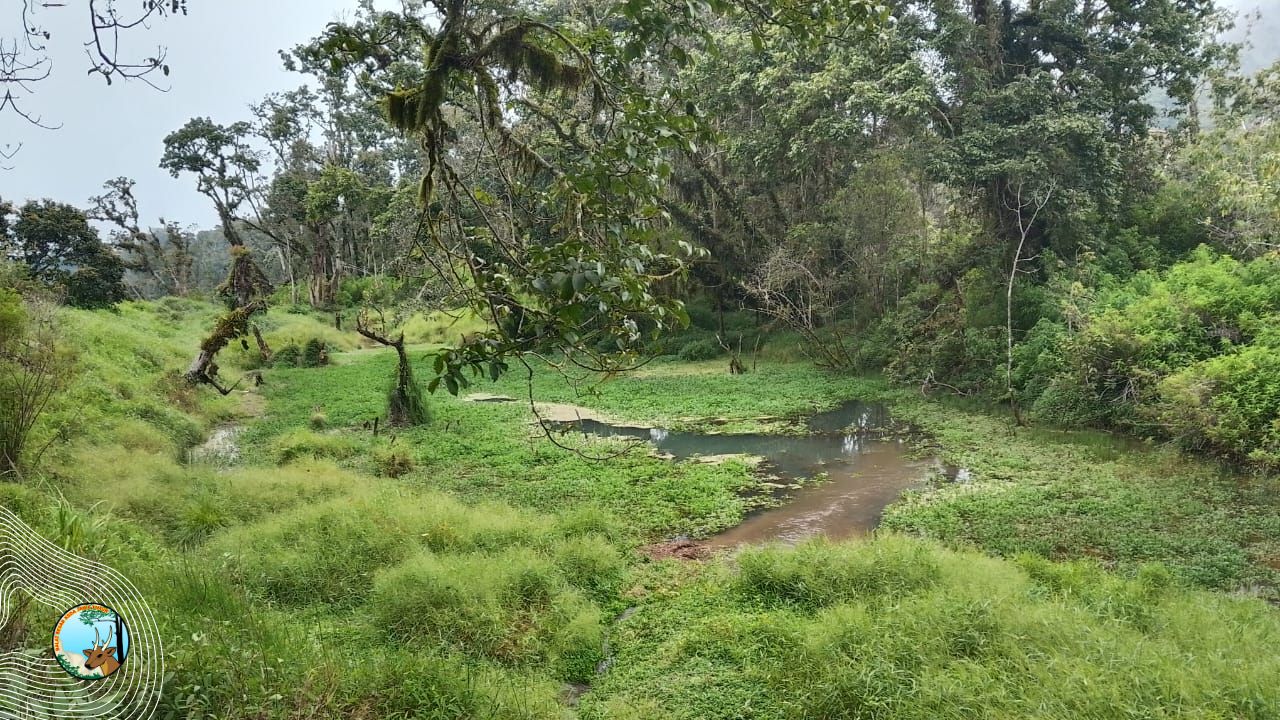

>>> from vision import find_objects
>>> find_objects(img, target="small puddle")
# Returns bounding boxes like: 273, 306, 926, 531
187, 424, 242, 465
549, 401, 938, 546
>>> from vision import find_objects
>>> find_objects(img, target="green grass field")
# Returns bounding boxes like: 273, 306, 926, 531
3, 299, 1277, 719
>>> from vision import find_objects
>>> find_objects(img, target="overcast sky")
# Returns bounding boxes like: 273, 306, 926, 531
0, 0, 356, 227
0, 0, 1276, 230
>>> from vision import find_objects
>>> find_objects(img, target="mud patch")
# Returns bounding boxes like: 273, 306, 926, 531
532, 402, 647, 426
642, 539, 711, 561
463, 393, 518, 403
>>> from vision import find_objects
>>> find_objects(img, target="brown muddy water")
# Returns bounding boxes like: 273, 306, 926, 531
549, 401, 942, 546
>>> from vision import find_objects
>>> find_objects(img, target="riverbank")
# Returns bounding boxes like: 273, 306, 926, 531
241, 349, 1280, 596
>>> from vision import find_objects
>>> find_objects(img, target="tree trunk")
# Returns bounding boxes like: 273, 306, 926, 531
1006, 234, 1026, 426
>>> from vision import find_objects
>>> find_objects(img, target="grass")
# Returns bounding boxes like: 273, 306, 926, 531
240, 352, 772, 538
881, 396, 1280, 598
1, 297, 1277, 719
579, 537, 1280, 720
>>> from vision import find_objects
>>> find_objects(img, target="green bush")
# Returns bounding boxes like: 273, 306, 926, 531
269, 429, 358, 465
301, 337, 329, 367
370, 548, 606, 680
736, 536, 940, 609
1158, 344, 1280, 466
271, 337, 330, 369
273, 343, 301, 368
209, 493, 416, 606
1018, 247, 1280, 464
552, 534, 627, 604
373, 446, 415, 478
677, 337, 723, 361
579, 537, 1280, 720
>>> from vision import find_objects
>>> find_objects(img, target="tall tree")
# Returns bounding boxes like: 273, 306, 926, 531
4, 200, 126, 308
162, 118, 274, 388
88, 177, 195, 298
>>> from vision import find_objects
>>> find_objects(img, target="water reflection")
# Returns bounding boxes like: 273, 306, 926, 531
548, 400, 935, 544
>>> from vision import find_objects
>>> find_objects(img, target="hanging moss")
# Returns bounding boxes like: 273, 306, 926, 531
216, 247, 273, 307
387, 349, 430, 427
199, 302, 261, 354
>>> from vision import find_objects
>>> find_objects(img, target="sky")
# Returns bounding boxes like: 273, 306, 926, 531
0, 0, 358, 227
0, 0, 1276, 230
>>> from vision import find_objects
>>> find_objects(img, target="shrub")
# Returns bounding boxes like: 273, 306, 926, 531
209, 494, 416, 606
269, 429, 358, 465
0, 293, 71, 478
552, 534, 626, 604
374, 446, 415, 478
273, 343, 301, 368
736, 536, 940, 608
1026, 247, 1280, 459
271, 337, 331, 369
677, 337, 722, 361
399, 308, 490, 345
370, 548, 605, 679
1157, 344, 1280, 467
301, 338, 329, 367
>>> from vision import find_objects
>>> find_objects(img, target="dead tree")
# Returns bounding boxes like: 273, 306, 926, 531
355, 309, 429, 427
717, 333, 747, 375
1003, 179, 1054, 426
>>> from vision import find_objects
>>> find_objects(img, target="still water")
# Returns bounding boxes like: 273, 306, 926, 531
550, 401, 937, 546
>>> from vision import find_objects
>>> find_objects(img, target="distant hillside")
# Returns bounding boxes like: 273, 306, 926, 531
1221, 0, 1280, 73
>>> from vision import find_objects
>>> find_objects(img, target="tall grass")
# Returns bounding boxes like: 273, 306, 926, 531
581, 536, 1280, 720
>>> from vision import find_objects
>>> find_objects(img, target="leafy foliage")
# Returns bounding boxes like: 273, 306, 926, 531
2, 201, 126, 308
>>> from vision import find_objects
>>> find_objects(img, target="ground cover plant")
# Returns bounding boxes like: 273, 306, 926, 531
1, 298, 1274, 719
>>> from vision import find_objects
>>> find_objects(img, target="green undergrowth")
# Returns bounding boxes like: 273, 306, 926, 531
882, 396, 1280, 598
490, 358, 894, 433
241, 353, 776, 537
581, 537, 1280, 720
2, 298, 1277, 719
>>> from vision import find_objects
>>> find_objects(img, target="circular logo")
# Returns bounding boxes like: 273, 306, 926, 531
52, 603, 131, 680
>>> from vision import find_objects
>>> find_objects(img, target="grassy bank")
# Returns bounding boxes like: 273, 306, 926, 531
581, 538, 1278, 719
881, 397, 1280, 599
2, 299, 1277, 719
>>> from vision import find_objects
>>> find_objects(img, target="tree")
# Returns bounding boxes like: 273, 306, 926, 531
305, 0, 716, 393
1174, 60, 1280, 255
88, 177, 195, 298
355, 308, 429, 427
160, 118, 262, 250
4, 200, 126, 308
1004, 179, 1054, 425
2, 0, 189, 161
162, 118, 275, 388
919, 0, 1228, 248
251, 83, 402, 309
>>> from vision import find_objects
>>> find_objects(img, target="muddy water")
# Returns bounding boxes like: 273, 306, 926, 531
551, 401, 937, 546
706, 441, 933, 546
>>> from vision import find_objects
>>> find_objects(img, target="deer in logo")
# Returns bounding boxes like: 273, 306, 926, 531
83, 626, 121, 676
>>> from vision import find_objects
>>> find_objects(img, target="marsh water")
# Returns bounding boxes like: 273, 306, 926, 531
551, 401, 938, 546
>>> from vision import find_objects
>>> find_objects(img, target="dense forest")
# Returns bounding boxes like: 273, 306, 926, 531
1, 0, 1278, 718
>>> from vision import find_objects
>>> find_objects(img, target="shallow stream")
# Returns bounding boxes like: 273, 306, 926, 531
551, 401, 940, 546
